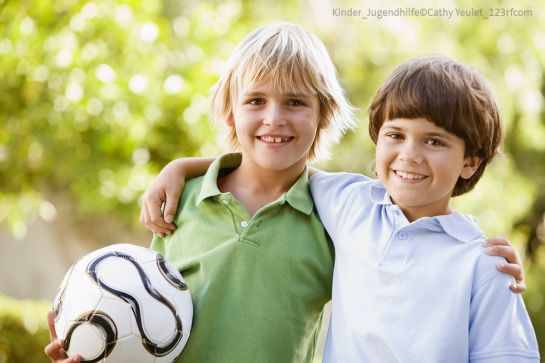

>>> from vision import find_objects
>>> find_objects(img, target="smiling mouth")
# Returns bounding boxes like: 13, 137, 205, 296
394, 170, 427, 180
258, 136, 293, 143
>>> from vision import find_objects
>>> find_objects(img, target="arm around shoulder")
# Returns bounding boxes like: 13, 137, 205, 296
140, 157, 215, 236
309, 171, 372, 238
166, 157, 216, 179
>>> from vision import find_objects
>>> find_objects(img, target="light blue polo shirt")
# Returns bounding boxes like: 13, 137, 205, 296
310, 172, 539, 363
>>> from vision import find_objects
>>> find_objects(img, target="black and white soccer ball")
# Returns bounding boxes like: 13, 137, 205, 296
52, 243, 193, 363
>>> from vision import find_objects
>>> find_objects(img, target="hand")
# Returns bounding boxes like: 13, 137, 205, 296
483, 237, 526, 293
44, 310, 81, 363
140, 162, 185, 237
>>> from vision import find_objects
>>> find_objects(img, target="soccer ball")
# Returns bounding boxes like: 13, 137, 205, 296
52, 243, 192, 363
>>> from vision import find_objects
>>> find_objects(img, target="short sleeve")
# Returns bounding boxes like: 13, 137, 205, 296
309, 172, 373, 242
468, 255, 540, 362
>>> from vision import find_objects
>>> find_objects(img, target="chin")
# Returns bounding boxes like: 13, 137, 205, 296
261, 157, 306, 171
390, 195, 423, 208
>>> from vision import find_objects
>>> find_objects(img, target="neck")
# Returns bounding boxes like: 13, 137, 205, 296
218, 156, 306, 215
400, 204, 454, 222
239, 158, 304, 192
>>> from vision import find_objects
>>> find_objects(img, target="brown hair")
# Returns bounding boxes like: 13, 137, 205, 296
368, 56, 503, 196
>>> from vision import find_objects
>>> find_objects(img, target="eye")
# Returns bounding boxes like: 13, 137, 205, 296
425, 138, 445, 146
385, 132, 403, 140
247, 98, 265, 105
287, 99, 304, 107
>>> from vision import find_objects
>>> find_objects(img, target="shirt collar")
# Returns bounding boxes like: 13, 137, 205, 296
369, 180, 393, 205
283, 167, 314, 215
368, 179, 484, 243
196, 153, 241, 205
434, 212, 484, 243
196, 153, 314, 215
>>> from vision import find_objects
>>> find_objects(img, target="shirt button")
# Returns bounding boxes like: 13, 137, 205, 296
398, 232, 409, 240
240, 221, 248, 228
222, 200, 229, 205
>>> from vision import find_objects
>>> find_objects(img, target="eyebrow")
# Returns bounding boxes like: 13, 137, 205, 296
381, 125, 454, 139
242, 91, 311, 98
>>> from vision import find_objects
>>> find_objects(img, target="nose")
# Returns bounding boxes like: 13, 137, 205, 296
397, 140, 423, 164
263, 103, 287, 127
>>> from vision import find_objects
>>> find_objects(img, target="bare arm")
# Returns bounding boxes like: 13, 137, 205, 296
140, 157, 215, 236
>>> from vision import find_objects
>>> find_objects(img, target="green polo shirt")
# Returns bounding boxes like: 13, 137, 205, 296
151, 153, 333, 363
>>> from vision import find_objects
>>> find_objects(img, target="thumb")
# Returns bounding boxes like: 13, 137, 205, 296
47, 310, 58, 341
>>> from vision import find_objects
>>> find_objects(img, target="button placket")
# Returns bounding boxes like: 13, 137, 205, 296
380, 228, 412, 267
218, 195, 250, 234
397, 232, 409, 240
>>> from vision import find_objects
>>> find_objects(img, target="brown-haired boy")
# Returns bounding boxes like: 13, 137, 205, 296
310, 55, 539, 361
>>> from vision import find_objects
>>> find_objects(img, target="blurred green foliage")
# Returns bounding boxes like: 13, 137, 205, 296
1, 0, 544, 359
0, 295, 50, 363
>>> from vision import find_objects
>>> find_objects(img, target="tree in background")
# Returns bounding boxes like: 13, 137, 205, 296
1, 0, 544, 360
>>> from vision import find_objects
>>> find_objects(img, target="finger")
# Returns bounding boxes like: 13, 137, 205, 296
57, 356, 80, 363
496, 262, 524, 282
140, 199, 152, 226
147, 192, 167, 223
47, 310, 58, 341
485, 246, 521, 264
141, 201, 171, 236
149, 210, 176, 234
44, 339, 65, 359
142, 185, 178, 231
68, 354, 82, 363
510, 281, 527, 293
163, 188, 180, 225
44, 341, 59, 358
146, 216, 172, 236
482, 236, 510, 246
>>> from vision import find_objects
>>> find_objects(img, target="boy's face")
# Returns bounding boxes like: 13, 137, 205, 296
375, 117, 480, 221
228, 79, 320, 174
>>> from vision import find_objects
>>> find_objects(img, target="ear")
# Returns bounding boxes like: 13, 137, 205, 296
460, 156, 482, 179
227, 113, 235, 127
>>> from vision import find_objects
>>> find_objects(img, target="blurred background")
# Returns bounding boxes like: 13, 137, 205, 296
1, 0, 544, 361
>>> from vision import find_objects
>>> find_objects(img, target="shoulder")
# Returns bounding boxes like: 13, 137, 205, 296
310, 171, 375, 197
179, 175, 206, 200
470, 240, 511, 289
185, 175, 206, 190
309, 172, 379, 235
434, 212, 506, 284
437, 212, 485, 243
173, 175, 208, 216
309, 171, 378, 209
311, 171, 372, 185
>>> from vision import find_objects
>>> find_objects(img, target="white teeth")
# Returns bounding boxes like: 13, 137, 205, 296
260, 136, 290, 143
396, 170, 425, 180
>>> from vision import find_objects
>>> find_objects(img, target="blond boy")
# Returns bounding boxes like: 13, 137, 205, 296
47, 21, 355, 363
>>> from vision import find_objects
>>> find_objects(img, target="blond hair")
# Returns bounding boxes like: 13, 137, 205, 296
210, 21, 356, 160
